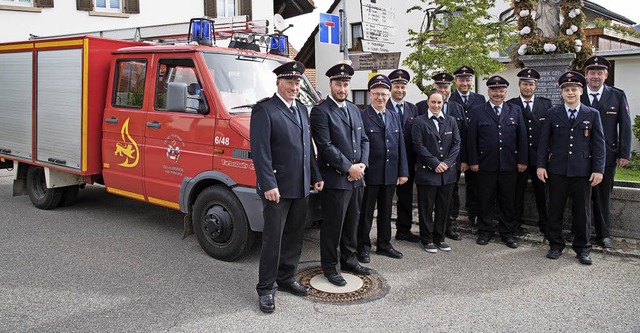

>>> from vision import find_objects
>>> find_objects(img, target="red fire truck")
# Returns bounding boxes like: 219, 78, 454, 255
0, 18, 321, 261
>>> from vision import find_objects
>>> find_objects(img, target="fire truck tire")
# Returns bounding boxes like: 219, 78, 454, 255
26, 166, 63, 210
193, 186, 254, 261
60, 185, 80, 207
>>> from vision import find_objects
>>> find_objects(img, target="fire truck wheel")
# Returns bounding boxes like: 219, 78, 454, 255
26, 166, 63, 210
193, 186, 254, 261
60, 185, 80, 207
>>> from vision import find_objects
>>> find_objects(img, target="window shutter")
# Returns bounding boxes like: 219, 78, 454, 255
123, 0, 140, 14
76, 0, 92, 11
239, 0, 252, 20
204, 0, 217, 18
35, 0, 54, 8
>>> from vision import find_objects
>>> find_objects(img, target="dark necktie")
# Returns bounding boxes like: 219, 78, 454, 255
340, 106, 349, 122
590, 93, 600, 109
378, 112, 385, 126
494, 105, 501, 117
569, 109, 576, 126
524, 100, 532, 115
290, 105, 300, 125
430, 115, 444, 132
462, 95, 468, 105
396, 104, 403, 121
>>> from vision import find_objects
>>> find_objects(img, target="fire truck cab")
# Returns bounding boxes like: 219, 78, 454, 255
0, 18, 321, 261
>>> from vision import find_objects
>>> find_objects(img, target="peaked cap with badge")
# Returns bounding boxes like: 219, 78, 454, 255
432, 72, 455, 86
368, 74, 392, 90
388, 69, 410, 84
486, 75, 509, 89
273, 61, 305, 80
454, 65, 475, 78
558, 71, 585, 88
516, 68, 540, 82
584, 56, 610, 71
326, 63, 354, 81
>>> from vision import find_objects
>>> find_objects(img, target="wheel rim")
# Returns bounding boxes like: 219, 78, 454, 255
202, 205, 233, 245
32, 169, 48, 200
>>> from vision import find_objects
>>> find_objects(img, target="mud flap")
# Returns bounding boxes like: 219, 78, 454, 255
182, 213, 194, 239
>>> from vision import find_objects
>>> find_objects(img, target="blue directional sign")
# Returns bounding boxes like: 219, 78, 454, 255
319, 13, 340, 45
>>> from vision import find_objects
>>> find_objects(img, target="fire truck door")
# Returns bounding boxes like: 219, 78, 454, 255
102, 58, 148, 200
141, 58, 215, 210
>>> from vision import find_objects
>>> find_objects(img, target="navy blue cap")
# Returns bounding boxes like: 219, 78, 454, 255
584, 56, 610, 71
388, 69, 410, 84
432, 72, 454, 86
325, 63, 354, 81
486, 75, 509, 89
558, 71, 585, 88
516, 68, 540, 82
368, 74, 392, 90
273, 61, 305, 80
453, 65, 475, 78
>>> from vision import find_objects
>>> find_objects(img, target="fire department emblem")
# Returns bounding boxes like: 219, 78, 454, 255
164, 134, 185, 163
115, 118, 139, 168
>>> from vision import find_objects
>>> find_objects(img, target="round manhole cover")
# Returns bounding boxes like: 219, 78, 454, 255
294, 265, 389, 304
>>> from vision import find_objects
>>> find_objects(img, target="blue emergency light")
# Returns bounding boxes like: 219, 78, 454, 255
189, 18, 214, 46
269, 35, 288, 56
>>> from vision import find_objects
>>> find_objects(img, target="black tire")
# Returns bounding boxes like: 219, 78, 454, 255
192, 186, 254, 261
26, 166, 63, 210
60, 185, 80, 207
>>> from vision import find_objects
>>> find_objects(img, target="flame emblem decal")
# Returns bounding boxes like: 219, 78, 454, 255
115, 118, 139, 168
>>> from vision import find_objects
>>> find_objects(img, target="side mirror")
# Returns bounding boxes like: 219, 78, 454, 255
167, 82, 188, 112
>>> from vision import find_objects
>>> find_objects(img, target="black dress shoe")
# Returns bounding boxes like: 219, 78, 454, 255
476, 235, 490, 245
501, 236, 518, 249
577, 252, 593, 265
376, 247, 403, 259
344, 264, 372, 275
278, 280, 311, 296
258, 294, 275, 313
325, 273, 347, 286
445, 229, 462, 241
357, 250, 371, 263
546, 248, 563, 259
395, 231, 420, 243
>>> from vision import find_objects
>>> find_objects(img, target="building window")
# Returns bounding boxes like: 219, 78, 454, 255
352, 90, 369, 110
95, 0, 120, 12
217, 0, 236, 17
1, 0, 33, 6
351, 23, 363, 48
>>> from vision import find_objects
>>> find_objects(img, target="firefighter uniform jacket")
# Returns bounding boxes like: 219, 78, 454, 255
411, 113, 461, 186
507, 96, 553, 165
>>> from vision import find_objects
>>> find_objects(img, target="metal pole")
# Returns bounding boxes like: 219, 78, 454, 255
340, 0, 348, 61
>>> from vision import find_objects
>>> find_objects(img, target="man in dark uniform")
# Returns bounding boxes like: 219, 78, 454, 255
250, 61, 324, 313
467, 75, 528, 248
417, 72, 467, 241
580, 56, 632, 249
507, 68, 553, 234
310, 63, 372, 287
358, 74, 408, 261
448, 65, 486, 224
387, 69, 421, 243
538, 71, 605, 265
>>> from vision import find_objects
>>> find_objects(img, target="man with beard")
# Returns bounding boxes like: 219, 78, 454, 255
580, 56, 631, 249
448, 66, 486, 225
310, 63, 372, 286
251, 61, 324, 313
507, 68, 553, 235
386, 69, 421, 244
467, 75, 528, 249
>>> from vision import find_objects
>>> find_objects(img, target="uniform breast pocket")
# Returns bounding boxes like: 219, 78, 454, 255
605, 107, 618, 116
578, 122, 593, 139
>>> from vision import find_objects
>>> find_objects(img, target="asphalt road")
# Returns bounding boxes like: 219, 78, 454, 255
1, 170, 639, 332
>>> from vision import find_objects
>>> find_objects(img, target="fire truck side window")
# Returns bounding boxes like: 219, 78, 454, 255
155, 58, 205, 113
113, 59, 147, 109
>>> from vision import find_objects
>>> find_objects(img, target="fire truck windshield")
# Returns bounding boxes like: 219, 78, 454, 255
202, 53, 318, 114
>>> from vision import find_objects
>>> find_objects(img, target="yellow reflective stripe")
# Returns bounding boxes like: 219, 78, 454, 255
147, 197, 180, 210
35, 39, 83, 49
107, 187, 145, 200
0, 43, 33, 51
82, 38, 89, 171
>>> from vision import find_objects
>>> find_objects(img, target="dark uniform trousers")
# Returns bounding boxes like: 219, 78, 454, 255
358, 185, 396, 251
537, 104, 606, 254
508, 96, 553, 233
310, 98, 369, 276
417, 184, 454, 243
320, 187, 363, 274
450, 91, 486, 220
257, 197, 308, 295
388, 100, 418, 234
467, 102, 528, 237
581, 85, 631, 240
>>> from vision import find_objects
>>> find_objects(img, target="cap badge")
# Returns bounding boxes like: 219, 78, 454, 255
340, 65, 345, 70
293, 63, 297, 69
566, 73, 574, 77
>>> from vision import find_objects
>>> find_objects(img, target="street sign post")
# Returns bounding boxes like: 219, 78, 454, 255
360, 0, 395, 53
349, 52, 401, 71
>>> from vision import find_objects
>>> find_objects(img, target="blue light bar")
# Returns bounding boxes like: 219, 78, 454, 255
269, 35, 288, 56
189, 18, 214, 46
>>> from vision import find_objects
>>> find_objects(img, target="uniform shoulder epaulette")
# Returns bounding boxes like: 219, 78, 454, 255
256, 97, 270, 103
609, 85, 625, 94
315, 98, 326, 106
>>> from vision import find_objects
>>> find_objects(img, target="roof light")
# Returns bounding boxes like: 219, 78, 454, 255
268, 35, 288, 56
189, 18, 214, 46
